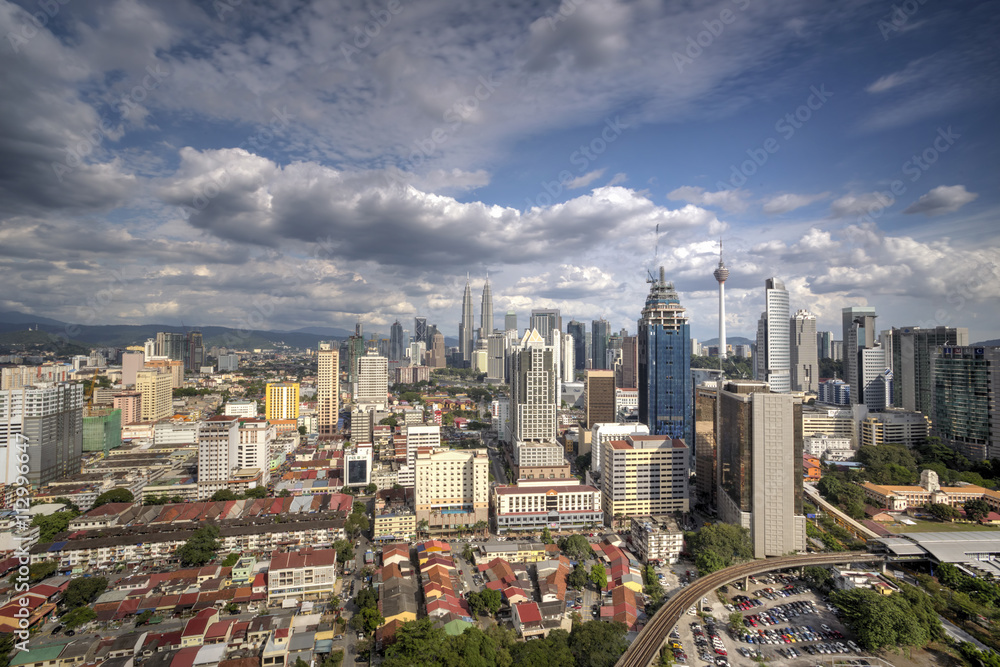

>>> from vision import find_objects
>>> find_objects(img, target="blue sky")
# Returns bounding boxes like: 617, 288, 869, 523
1, 0, 998, 344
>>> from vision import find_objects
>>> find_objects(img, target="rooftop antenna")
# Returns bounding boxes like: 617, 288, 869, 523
648, 224, 660, 283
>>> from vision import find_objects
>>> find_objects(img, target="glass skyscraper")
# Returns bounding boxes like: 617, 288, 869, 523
637, 267, 692, 442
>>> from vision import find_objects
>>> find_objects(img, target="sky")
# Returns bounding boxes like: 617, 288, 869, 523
1, 0, 998, 344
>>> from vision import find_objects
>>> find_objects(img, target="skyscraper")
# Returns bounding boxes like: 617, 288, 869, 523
460, 277, 474, 364
713, 241, 730, 361
754, 277, 790, 393
186, 331, 204, 372
480, 276, 494, 339
584, 370, 616, 428
567, 320, 586, 371
816, 331, 833, 360
591, 318, 611, 370
790, 310, 818, 393
932, 345, 1000, 461
414, 316, 428, 344
356, 351, 389, 408
265, 382, 300, 421
136, 369, 172, 422
347, 322, 365, 385
155, 331, 187, 362
529, 309, 561, 346
0, 383, 83, 488
505, 310, 517, 333
388, 320, 406, 362
842, 306, 887, 409
561, 333, 576, 382
618, 335, 639, 389
509, 328, 557, 444
637, 267, 692, 441
716, 380, 806, 558
891, 326, 968, 414
317, 349, 339, 437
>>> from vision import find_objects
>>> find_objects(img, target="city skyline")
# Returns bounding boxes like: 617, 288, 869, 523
0, 1, 998, 343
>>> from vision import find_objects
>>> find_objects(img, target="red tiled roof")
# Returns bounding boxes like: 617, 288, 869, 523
514, 601, 542, 624
269, 547, 338, 571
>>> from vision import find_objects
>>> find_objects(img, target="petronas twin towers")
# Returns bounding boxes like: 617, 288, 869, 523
459, 275, 493, 363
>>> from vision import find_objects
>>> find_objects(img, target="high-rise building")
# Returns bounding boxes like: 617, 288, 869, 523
831, 340, 843, 362
817, 331, 833, 360
817, 380, 851, 406
591, 318, 611, 370
317, 349, 339, 437
155, 332, 187, 362
637, 267, 692, 441
414, 448, 489, 528
113, 390, 142, 426
460, 277, 475, 364
754, 278, 790, 393
388, 320, 406, 362
414, 316, 428, 345
716, 380, 805, 558
218, 354, 240, 372
428, 332, 446, 368
790, 310, 818, 393
265, 382, 300, 421
197, 415, 241, 498
842, 306, 877, 405
529, 309, 561, 346
121, 351, 144, 387
186, 331, 204, 373
891, 326, 968, 415
561, 333, 576, 382
356, 351, 388, 408
859, 346, 890, 411
505, 310, 517, 333
931, 345, 1000, 461
136, 370, 172, 422
713, 240, 730, 360
567, 321, 586, 372
347, 322, 365, 384
618, 335, 638, 389
509, 328, 557, 444
694, 381, 720, 508
600, 434, 690, 524
486, 331, 509, 383
584, 370, 616, 428
0, 383, 84, 488
480, 276, 494, 340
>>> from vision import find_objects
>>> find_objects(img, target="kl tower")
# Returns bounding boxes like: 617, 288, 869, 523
713, 240, 729, 361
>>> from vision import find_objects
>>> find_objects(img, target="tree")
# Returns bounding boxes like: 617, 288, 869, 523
63, 576, 107, 608
379, 416, 398, 428
50, 497, 80, 512
474, 587, 502, 615
728, 611, 745, 631
802, 566, 833, 590
417, 519, 430, 538
62, 606, 97, 628
135, 609, 154, 627
568, 564, 589, 590
542, 526, 554, 544
559, 534, 593, 562
32, 510, 79, 543
211, 489, 239, 502
685, 523, 753, 573
462, 543, 475, 562
589, 562, 607, 590
351, 606, 384, 635
224, 602, 240, 614
333, 539, 354, 565
298, 425, 307, 436
964, 498, 990, 523
569, 620, 629, 667
9, 561, 56, 585
176, 524, 221, 567
356, 587, 378, 611
221, 553, 241, 567
345, 513, 370, 537
364, 482, 377, 495
831, 588, 929, 651
924, 502, 959, 522
243, 486, 267, 499
278, 489, 292, 497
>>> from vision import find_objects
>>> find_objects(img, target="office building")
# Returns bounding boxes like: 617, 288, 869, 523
414, 316, 428, 344
509, 329, 557, 444
486, 331, 508, 383
790, 310, 818, 393
717, 381, 805, 558
530, 309, 561, 346
584, 370, 616, 428
754, 278, 790, 393
860, 346, 890, 411
842, 306, 883, 408
561, 333, 576, 382
265, 382, 300, 421
514, 442, 565, 469
694, 382, 720, 508
224, 400, 258, 418
317, 349, 339, 437
494, 479, 603, 534
344, 447, 373, 487
414, 448, 489, 528
136, 370, 172, 422
82, 408, 121, 453
144, 358, 184, 388
803, 434, 853, 461
714, 241, 730, 360
460, 277, 475, 364
505, 310, 518, 333
600, 434, 690, 524
637, 267, 692, 441
931, 346, 1000, 461
890, 326, 968, 415
818, 380, 850, 406
389, 321, 407, 362
591, 318, 611, 370
481, 277, 494, 340
817, 331, 833, 360
113, 390, 142, 426
0, 383, 84, 487
155, 332, 187, 362
428, 332, 446, 368
186, 331, 204, 373
121, 351, 144, 387
801, 404, 859, 447
859, 409, 928, 448
567, 321, 587, 372
356, 351, 388, 408
618, 336, 638, 389
218, 354, 239, 372
589, 422, 649, 470
237, 418, 275, 472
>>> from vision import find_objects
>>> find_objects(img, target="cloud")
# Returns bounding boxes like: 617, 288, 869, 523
566, 169, 606, 189
903, 185, 978, 216
667, 186, 749, 213
762, 192, 831, 215
866, 59, 930, 94
829, 193, 891, 219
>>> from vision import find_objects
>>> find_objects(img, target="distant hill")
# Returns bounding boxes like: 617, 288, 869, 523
0, 310, 67, 327
701, 336, 754, 347
973, 340, 1000, 347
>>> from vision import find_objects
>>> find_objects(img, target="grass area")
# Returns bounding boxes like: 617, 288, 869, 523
886, 519, 1000, 534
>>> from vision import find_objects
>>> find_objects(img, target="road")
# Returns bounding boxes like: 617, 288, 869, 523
615, 551, 885, 667
940, 615, 991, 652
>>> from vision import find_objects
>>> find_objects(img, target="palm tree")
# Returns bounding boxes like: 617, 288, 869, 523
417, 519, 430, 539
473, 520, 488, 537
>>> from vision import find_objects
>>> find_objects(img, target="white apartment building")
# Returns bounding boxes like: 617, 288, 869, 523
590, 422, 649, 472
267, 548, 339, 604
154, 421, 200, 446
317, 349, 339, 437
804, 434, 854, 461
515, 441, 565, 468
493, 478, 602, 533
414, 448, 489, 527
628, 515, 684, 564
238, 418, 275, 472
356, 351, 388, 408
224, 400, 258, 418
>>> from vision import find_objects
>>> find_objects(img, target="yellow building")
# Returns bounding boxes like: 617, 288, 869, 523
600, 435, 690, 523
136, 370, 173, 422
373, 509, 417, 544
265, 382, 300, 421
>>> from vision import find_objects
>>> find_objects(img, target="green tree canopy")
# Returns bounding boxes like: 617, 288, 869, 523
831, 588, 929, 651
210, 489, 239, 502
63, 576, 107, 608
567, 564, 589, 590
333, 539, 354, 565
924, 502, 959, 522
243, 486, 268, 499
589, 562, 607, 590
685, 523, 753, 573
176, 524, 221, 567
32, 510, 79, 543
221, 553, 241, 567
62, 605, 97, 628
964, 498, 991, 523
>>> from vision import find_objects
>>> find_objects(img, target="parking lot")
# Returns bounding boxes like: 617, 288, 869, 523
671, 570, 868, 667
